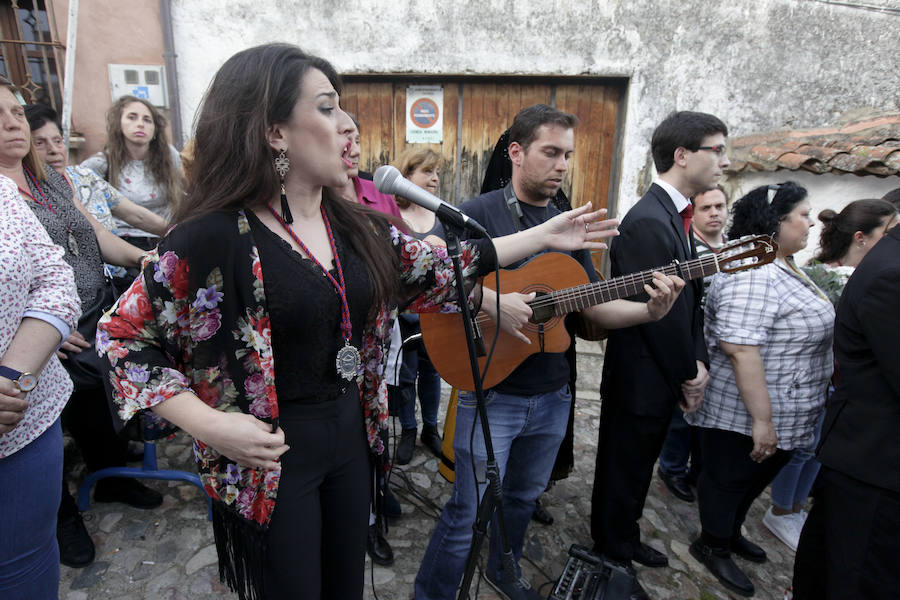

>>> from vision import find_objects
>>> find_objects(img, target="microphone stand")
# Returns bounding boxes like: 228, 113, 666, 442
440, 221, 517, 600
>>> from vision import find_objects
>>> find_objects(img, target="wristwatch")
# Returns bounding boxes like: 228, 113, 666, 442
0, 366, 38, 392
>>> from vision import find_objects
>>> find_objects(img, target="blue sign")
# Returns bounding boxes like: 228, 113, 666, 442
132, 86, 150, 99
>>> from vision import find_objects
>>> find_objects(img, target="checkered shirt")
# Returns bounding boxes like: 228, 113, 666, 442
685, 259, 835, 450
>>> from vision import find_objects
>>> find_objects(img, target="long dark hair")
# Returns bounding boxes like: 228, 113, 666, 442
815, 199, 897, 263
105, 95, 181, 209
728, 181, 807, 240
176, 43, 399, 306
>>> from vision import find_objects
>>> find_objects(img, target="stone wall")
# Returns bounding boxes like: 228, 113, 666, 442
169, 0, 899, 214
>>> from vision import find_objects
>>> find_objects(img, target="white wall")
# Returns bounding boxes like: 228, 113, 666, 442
728, 171, 899, 265
170, 0, 899, 214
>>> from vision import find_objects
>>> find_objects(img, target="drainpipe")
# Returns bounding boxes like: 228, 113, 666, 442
159, 0, 184, 149
61, 0, 79, 149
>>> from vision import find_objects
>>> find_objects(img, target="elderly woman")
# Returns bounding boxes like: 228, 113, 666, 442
0, 77, 161, 570
685, 182, 835, 597
96, 43, 618, 600
0, 174, 80, 599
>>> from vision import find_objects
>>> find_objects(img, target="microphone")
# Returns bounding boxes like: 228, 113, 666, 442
374, 165, 489, 238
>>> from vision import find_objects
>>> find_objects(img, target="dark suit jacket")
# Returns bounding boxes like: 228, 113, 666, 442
817, 225, 900, 494
600, 183, 708, 417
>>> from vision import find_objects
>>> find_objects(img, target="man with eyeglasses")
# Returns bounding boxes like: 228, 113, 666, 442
590, 111, 730, 599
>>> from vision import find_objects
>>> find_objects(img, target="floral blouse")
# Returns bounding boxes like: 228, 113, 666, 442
97, 208, 494, 528
0, 176, 81, 458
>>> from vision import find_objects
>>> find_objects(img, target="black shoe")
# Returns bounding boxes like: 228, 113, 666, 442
94, 477, 163, 509
125, 441, 145, 462
657, 467, 695, 502
531, 497, 554, 525
689, 538, 754, 597
366, 523, 394, 566
57, 513, 95, 568
731, 535, 767, 563
633, 541, 668, 568
383, 485, 402, 519
600, 558, 649, 600
421, 424, 443, 458
395, 428, 416, 465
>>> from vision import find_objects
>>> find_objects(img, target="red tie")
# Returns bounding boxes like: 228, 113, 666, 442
680, 204, 693, 238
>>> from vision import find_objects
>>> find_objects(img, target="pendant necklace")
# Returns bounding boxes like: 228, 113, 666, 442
267, 202, 361, 380
20, 166, 79, 256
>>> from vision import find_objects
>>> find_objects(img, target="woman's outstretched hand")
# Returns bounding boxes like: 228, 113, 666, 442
542, 204, 619, 252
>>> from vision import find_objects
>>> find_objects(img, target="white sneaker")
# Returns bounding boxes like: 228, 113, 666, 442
763, 507, 802, 551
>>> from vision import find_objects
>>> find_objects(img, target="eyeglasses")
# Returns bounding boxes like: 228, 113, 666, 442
695, 144, 727, 157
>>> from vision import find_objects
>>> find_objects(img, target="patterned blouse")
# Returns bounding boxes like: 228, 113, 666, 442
97, 208, 494, 529
80, 146, 182, 238
0, 176, 81, 458
66, 165, 128, 278
686, 258, 835, 450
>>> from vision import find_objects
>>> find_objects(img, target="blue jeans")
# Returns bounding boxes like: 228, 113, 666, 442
770, 411, 825, 510
414, 386, 571, 600
658, 405, 700, 477
0, 419, 62, 599
397, 341, 441, 430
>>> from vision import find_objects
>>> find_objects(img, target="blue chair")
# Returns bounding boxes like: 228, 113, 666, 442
77, 418, 212, 519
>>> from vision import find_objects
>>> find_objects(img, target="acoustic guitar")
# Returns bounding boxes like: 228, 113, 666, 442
420, 235, 777, 391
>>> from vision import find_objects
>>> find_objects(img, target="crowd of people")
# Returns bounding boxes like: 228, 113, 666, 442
0, 41, 898, 600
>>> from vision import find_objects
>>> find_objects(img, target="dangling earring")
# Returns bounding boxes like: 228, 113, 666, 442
275, 148, 292, 224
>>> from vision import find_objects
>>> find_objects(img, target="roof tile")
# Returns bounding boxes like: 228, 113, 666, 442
727, 113, 900, 177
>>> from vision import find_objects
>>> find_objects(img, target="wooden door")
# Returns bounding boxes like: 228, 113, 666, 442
341, 77, 625, 270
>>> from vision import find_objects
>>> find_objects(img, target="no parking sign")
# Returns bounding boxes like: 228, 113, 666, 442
406, 85, 443, 143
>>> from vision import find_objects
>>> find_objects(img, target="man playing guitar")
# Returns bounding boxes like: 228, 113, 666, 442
414, 104, 684, 600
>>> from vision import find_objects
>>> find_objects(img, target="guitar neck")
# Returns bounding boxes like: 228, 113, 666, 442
551, 254, 720, 315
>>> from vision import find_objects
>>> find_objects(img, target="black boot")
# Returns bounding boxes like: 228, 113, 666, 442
689, 538, 754, 597
367, 517, 394, 566
421, 423, 443, 458
57, 512, 95, 568
395, 428, 417, 465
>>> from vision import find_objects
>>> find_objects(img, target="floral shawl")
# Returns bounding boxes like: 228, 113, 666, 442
97, 209, 493, 598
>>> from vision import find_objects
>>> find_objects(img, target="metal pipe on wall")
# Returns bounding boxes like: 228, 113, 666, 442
159, 0, 184, 149
61, 0, 78, 148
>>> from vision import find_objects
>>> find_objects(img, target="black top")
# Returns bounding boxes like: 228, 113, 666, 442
247, 211, 371, 402
459, 189, 598, 395
817, 224, 900, 493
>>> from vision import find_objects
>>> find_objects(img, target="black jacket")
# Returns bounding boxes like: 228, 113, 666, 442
817, 225, 900, 493
600, 183, 708, 417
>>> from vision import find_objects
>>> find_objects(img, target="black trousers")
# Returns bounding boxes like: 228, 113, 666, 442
58, 386, 129, 518
793, 467, 900, 600
696, 427, 790, 546
263, 388, 371, 600
590, 402, 673, 560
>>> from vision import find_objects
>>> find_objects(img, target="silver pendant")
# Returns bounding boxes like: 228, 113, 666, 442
68, 231, 79, 256
336, 342, 361, 381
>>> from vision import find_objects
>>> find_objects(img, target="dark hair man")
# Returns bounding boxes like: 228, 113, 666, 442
415, 105, 684, 600
591, 110, 729, 599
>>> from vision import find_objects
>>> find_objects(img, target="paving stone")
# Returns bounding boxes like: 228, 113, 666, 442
69, 560, 109, 590
59, 353, 799, 599
99, 512, 123, 533
184, 544, 218, 575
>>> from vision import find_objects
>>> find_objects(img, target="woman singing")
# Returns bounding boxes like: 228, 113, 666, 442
97, 43, 617, 600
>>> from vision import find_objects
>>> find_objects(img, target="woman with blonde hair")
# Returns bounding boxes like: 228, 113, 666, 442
390, 146, 446, 463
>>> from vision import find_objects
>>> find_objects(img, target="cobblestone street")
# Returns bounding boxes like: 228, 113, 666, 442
60, 342, 795, 600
